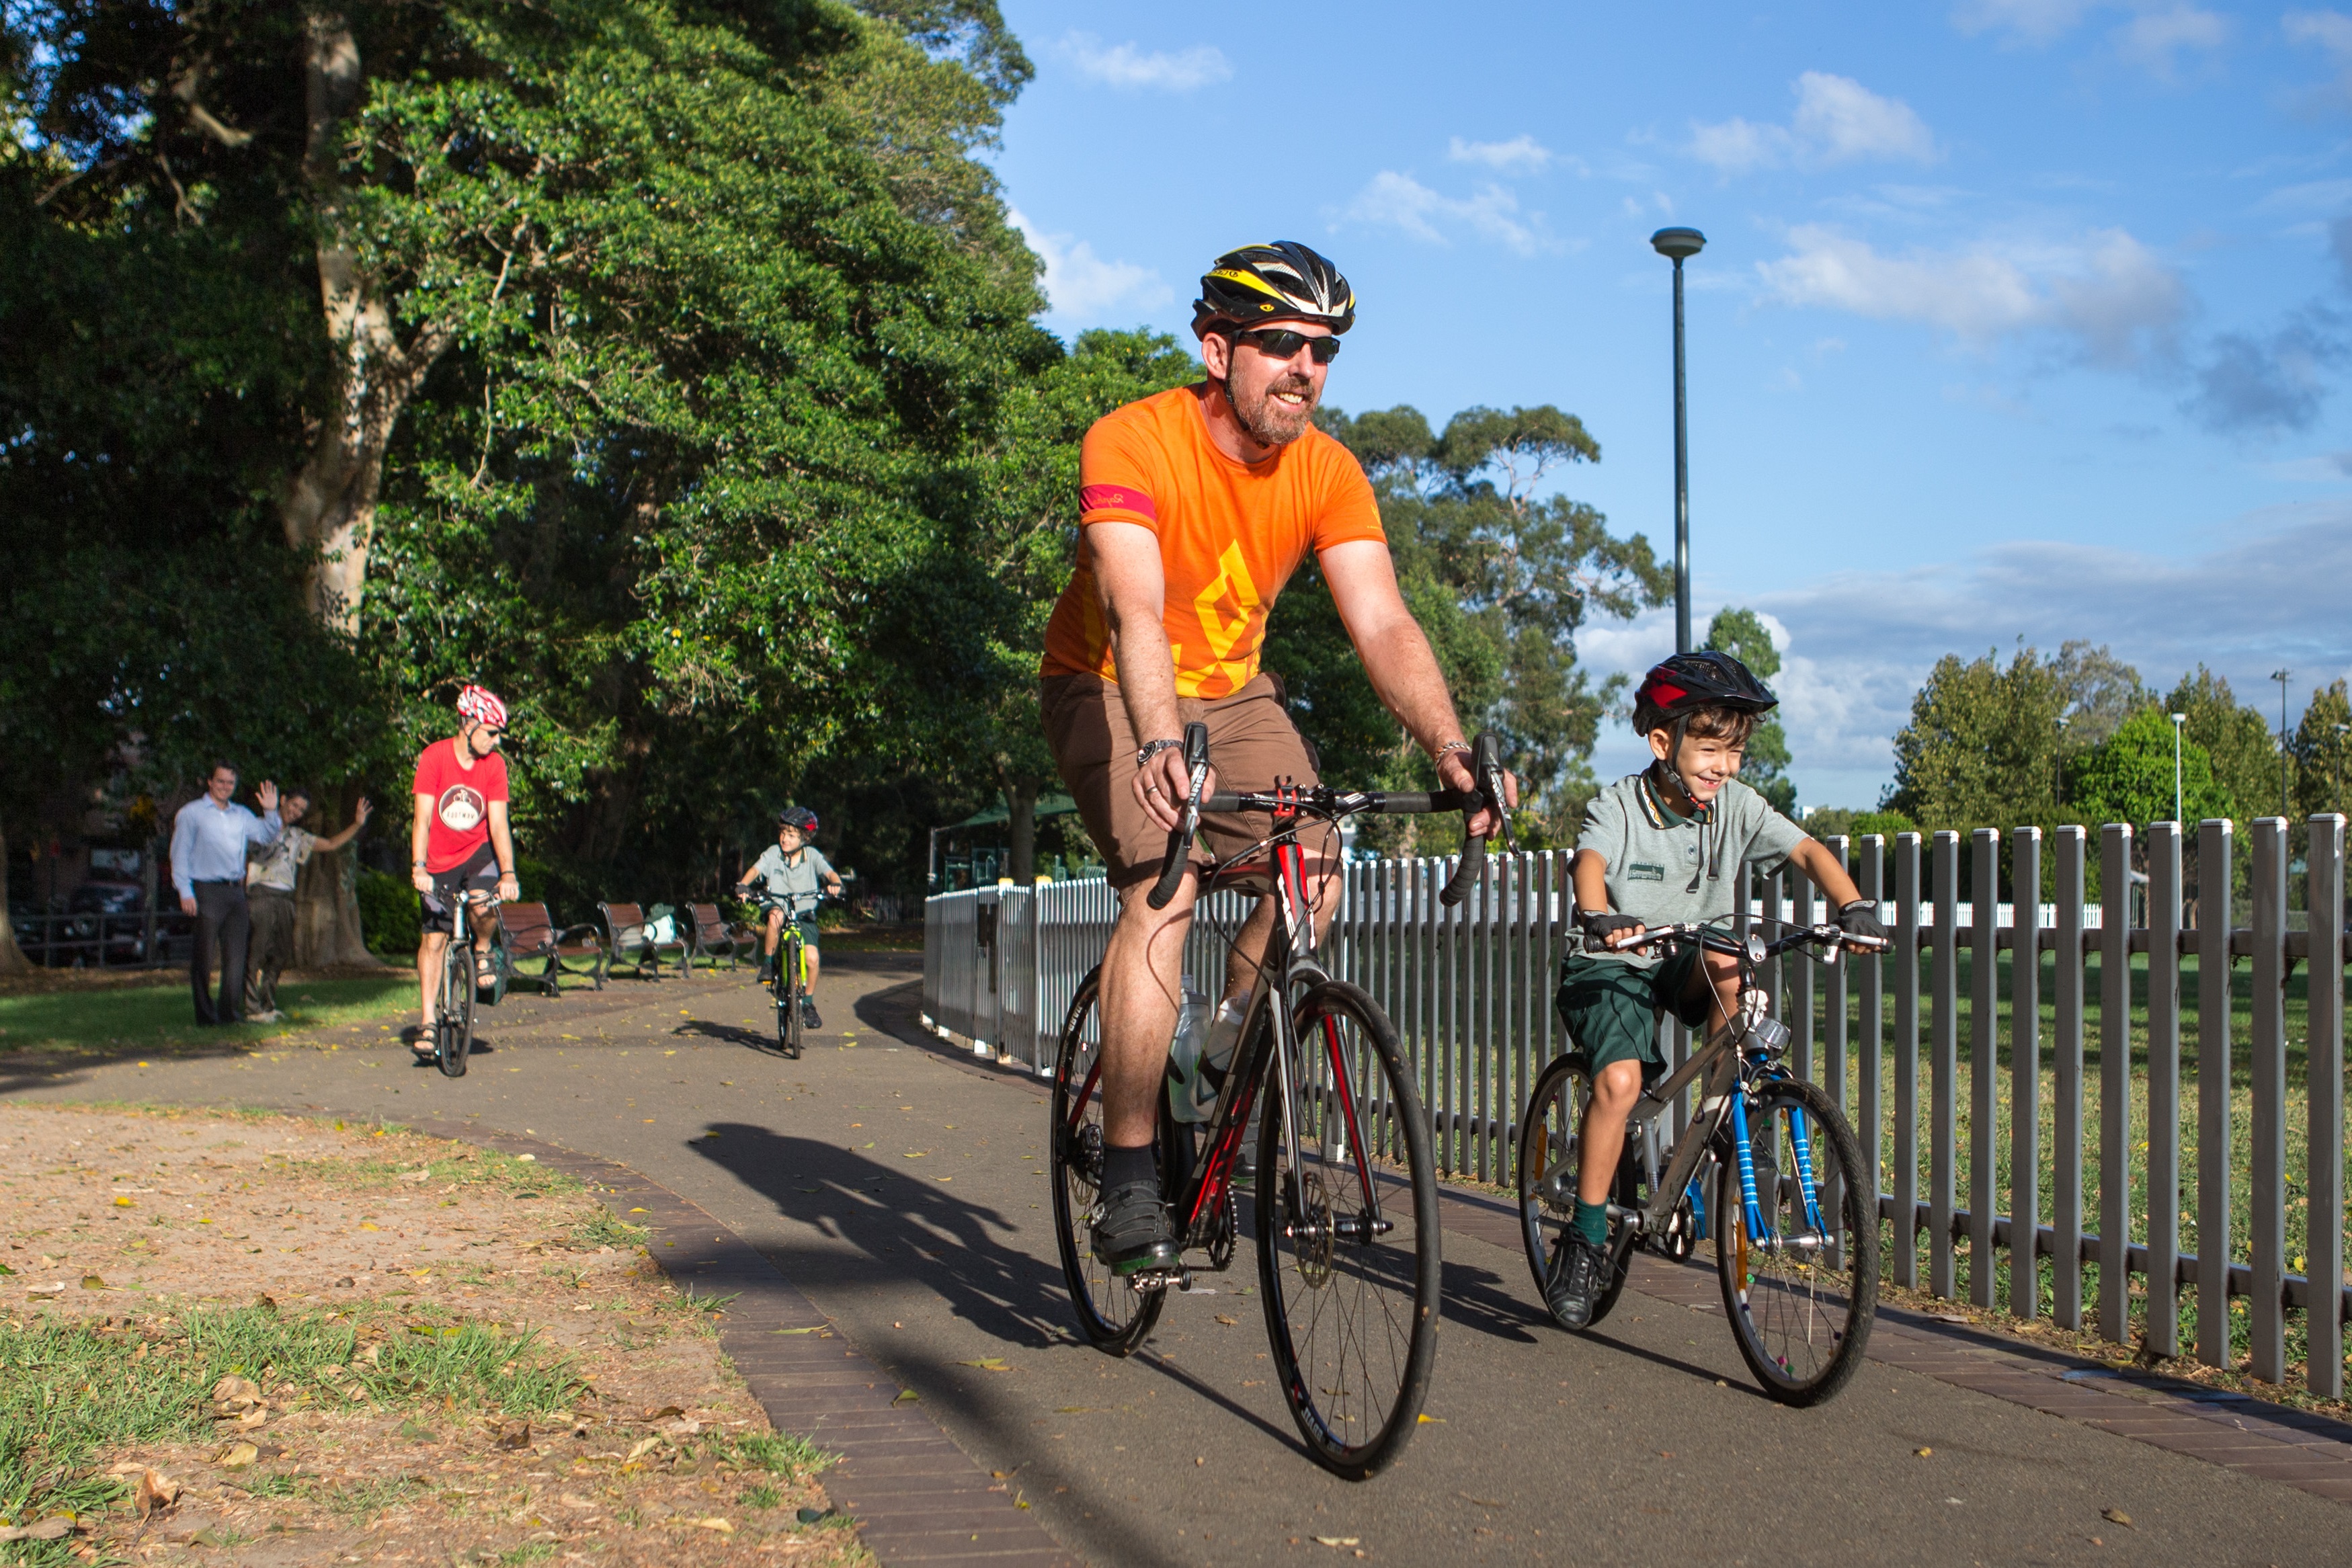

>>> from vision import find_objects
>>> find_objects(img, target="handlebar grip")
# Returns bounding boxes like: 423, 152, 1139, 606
1439, 833, 1486, 907
1202, 792, 1242, 813
1438, 731, 1506, 907
1145, 721, 1212, 911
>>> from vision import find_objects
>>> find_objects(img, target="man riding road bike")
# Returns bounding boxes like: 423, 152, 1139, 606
1037, 239, 1513, 1276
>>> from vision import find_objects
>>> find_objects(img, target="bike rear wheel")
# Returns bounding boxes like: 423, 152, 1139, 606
1049, 968, 1164, 1354
1256, 980, 1439, 1480
436, 944, 473, 1077
1715, 1075, 1875, 1405
1515, 1053, 1634, 1330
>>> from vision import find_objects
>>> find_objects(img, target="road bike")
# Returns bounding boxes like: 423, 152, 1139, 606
1516, 916, 1886, 1405
1049, 724, 1509, 1479
764, 895, 822, 1060
423, 887, 500, 1078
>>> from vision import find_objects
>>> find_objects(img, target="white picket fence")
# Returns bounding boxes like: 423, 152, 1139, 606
923, 818, 2352, 1396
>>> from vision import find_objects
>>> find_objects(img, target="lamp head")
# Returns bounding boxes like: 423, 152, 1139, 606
2171, 713, 2187, 725
1650, 226, 1706, 261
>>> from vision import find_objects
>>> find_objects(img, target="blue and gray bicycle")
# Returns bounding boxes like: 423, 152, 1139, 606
1516, 917, 1885, 1405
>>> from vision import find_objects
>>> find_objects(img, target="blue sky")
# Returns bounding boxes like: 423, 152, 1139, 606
988, 1, 2352, 807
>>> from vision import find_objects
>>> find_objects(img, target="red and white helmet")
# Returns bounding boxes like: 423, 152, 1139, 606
456, 684, 509, 729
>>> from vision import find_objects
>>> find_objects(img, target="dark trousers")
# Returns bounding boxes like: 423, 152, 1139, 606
245, 886, 297, 1016
190, 879, 251, 1026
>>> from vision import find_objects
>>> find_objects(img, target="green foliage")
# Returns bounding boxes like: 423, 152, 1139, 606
2166, 667, 2288, 824
1799, 807, 1918, 847
1885, 645, 2070, 832
2067, 707, 2234, 829
1292, 402, 1668, 846
1703, 607, 1795, 813
2292, 679, 2352, 821
356, 870, 423, 957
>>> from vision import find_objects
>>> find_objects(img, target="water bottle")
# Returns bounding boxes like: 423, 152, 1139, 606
1166, 980, 1212, 1124
1194, 996, 1248, 1116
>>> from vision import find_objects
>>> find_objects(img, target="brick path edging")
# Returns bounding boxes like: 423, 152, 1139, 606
448, 1126, 1079, 1568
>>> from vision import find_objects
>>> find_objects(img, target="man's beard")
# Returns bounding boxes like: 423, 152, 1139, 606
1223, 369, 1317, 448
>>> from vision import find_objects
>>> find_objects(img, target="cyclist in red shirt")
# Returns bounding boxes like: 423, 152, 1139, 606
408, 686, 520, 1061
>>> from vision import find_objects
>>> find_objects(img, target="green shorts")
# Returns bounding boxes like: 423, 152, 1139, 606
1555, 945, 1711, 1080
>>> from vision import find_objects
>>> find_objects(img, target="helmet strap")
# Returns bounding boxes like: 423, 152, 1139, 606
1650, 715, 1699, 813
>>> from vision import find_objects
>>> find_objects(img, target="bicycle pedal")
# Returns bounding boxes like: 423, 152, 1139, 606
1129, 1264, 1190, 1295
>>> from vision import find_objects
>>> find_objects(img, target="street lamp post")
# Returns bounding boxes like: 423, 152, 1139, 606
2272, 668, 2292, 819
2171, 712, 2187, 825
1652, 226, 1705, 655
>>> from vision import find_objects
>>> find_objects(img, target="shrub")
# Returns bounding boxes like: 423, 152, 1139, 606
356, 868, 421, 956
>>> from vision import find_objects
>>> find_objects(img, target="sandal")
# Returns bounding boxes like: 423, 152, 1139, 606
475, 956, 497, 987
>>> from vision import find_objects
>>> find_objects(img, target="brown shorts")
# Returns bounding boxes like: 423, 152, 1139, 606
1041, 671, 1337, 891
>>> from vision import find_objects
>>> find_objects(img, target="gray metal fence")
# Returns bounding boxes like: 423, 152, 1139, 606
923, 816, 2352, 1394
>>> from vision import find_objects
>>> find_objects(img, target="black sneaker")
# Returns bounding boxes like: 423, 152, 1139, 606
1091, 1180, 1178, 1274
801, 997, 822, 1030
1545, 1232, 1609, 1331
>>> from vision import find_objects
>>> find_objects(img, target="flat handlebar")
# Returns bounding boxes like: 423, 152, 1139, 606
1145, 725, 1514, 911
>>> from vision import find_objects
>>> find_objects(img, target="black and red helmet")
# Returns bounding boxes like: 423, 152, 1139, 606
1632, 651, 1777, 734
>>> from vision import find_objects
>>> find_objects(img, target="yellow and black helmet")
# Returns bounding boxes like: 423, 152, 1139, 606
1192, 241, 1356, 338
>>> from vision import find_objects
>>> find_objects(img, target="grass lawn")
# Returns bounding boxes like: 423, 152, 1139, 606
0, 977, 414, 1055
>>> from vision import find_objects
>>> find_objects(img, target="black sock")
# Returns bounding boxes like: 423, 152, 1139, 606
1101, 1142, 1157, 1193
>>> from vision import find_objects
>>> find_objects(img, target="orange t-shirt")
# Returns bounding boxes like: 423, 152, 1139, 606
1039, 385, 1385, 700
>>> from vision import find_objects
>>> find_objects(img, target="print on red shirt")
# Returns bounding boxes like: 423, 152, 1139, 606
412, 739, 510, 872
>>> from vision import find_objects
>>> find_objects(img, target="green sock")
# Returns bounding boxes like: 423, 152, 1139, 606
1572, 1198, 1610, 1247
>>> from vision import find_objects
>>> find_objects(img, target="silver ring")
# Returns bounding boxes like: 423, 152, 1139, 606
1145, 784, 1162, 796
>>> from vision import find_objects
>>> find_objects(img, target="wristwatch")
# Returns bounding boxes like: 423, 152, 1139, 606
1136, 737, 1184, 769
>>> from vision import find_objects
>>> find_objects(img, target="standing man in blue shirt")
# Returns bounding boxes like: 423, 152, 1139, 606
171, 763, 282, 1026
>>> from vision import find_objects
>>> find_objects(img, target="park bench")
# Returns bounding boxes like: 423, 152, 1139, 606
687, 901, 754, 971
600, 901, 687, 980
494, 902, 607, 996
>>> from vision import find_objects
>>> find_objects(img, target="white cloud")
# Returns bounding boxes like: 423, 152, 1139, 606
1447, 134, 1555, 174
1755, 224, 2185, 367
1582, 509, 2352, 804
1057, 32, 1231, 91
2117, 5, 2229, 75
1340, 170, 1547, 255
1687, 73, 1935, 173
2287, 9, 2352, 103
1008, 210, 1173, 322
1952, 0, 2103, 44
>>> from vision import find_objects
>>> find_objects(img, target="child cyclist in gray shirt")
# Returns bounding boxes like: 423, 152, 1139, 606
1545, 651, 1885, 1330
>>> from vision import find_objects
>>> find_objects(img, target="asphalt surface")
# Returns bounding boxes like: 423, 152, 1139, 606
5, 952, 2345, 1567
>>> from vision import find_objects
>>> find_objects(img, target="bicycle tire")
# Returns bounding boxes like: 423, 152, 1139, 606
1515, 1053, 1633, 1331
436, 944, 471, 1078
1048, 968, 1164, 1355
1715, 1074, 1875, 1405
1257, 979, 1439, 1480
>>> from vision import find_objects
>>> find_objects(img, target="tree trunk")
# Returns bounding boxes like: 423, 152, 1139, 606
0, 813, 32, 974
1005, 779, 1037, 884
281, 9, 454, 631
277, 12, 445, 961
294, 786, 382, 968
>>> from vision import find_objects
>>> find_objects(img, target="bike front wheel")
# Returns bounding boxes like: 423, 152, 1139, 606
1715, 1075, 1875, 1405
1515, 1053, 1633, 1331
436, 946, 473, 1077
1048, 968, 1164, 1355
778, 944, 804, 1061
1256, 980, 1440, 1480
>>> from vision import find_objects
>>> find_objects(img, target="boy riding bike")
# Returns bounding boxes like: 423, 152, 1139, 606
1546, 651, 1884, 1329
735, 808, 841, 1029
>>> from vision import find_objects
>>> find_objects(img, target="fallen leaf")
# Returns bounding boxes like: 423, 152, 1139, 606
496, 1422, 532, 1450
79, 1274, 108, 1290
114, 1196, 133, 1208
26, 1282, 64, 1298
1416, 1413, 1445, 1423
1214, 1314, 1238, 1326
626, 1438, 664, 1462
2101, 1508, 2133, 1528
795, 1506, 836, 1524
215, 1442, 259, 1471
695, 1518, 735, 1534
360, 1223, 380, 1232
0, 1517, 72, 1543
1915, 1447, 1933, 1458
957, 1358, 1011, 1372
891, 1389, 920, 1405
643, 1405, 686, 1420
1313, 1537, 1361, 1549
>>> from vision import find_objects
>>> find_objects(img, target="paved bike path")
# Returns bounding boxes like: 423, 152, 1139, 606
4, 954, 2345, 1565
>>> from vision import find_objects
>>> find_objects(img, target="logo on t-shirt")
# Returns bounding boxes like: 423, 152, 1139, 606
438, 784, 487, 835
1627, 861, 1666, 882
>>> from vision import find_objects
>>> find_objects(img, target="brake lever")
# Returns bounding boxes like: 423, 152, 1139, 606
1146, 721, 1212, 911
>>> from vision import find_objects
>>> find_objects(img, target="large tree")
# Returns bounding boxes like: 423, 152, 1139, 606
1292, 403, 1668, 846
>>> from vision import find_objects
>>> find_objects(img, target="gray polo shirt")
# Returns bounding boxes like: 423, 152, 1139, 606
1575, 772, 1808, 970
743, 844, 835, 912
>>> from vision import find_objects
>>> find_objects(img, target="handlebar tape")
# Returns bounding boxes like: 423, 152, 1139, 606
1145, 721, 1212, 911
1438, 730, 1505, 908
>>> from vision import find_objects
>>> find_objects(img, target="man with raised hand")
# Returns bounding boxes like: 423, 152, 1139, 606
170, 762, 282, 1026
1038, 241, 1509, 1274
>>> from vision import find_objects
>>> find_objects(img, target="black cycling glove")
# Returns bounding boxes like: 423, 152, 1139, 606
1578, 909, 1642, 953
1837, 899, 1888, 946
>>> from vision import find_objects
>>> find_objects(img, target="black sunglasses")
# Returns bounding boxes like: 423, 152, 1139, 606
1225, 327, 1341, 364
